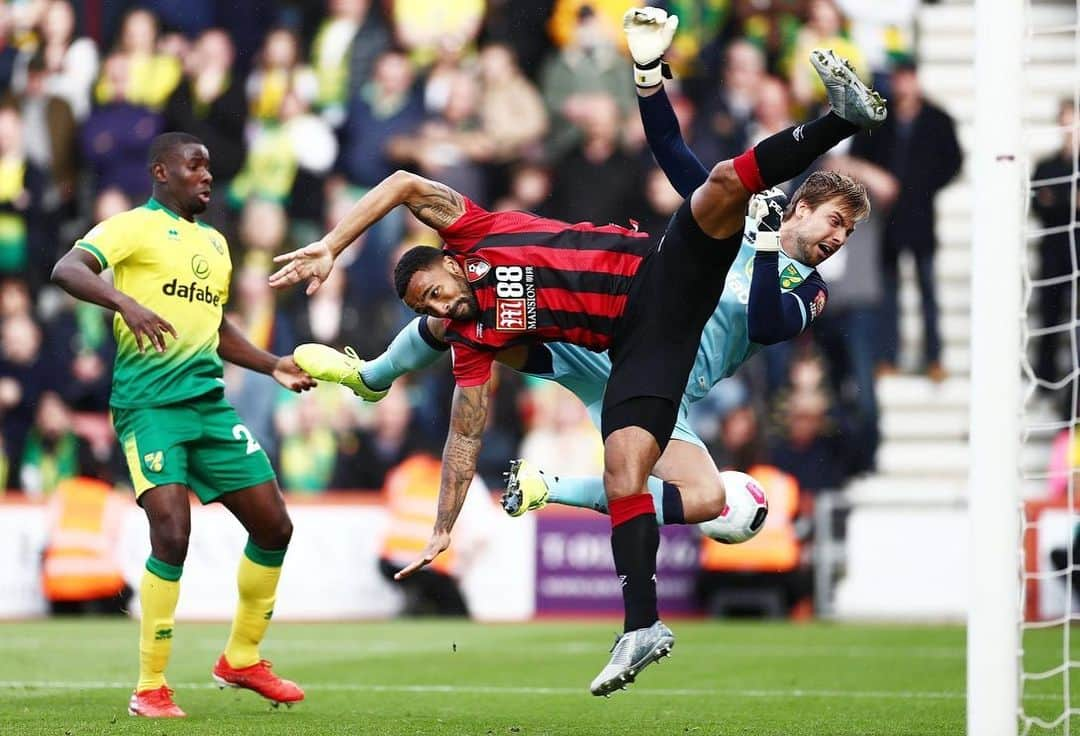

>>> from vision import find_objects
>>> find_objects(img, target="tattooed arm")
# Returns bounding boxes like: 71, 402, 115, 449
393, 380, 490, 580
269, 170, 466, 293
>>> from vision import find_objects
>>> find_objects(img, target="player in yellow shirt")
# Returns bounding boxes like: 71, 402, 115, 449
51, 132, 315, 718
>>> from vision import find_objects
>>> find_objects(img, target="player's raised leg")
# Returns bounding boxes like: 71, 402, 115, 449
502, 440, 725, 526
726, 48, 884, 195
129, 484, 190, 718
293, 316, 448, 401
212, 480, 304, 707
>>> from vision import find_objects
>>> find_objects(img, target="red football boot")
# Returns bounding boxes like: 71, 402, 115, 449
212, 655, 305, 707
128, 685, 186, 718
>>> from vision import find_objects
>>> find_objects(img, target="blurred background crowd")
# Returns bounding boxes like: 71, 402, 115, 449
0, 0, 965, 538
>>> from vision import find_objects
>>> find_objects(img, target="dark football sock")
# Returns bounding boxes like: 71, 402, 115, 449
610, 494, 660, 632
733, 112, 860, 192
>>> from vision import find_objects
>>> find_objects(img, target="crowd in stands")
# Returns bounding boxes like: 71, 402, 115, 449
0, 0, 959, 524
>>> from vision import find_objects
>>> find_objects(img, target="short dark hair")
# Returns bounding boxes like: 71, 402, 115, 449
394, 245, 446, 300
785, 170, 871, 223
148, 132, 203, 169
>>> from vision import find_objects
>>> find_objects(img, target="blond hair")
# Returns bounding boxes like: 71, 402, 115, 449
784, 171, 871, 223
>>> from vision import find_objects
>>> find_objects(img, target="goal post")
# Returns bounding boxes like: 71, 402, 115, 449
968, 0, 1024, 733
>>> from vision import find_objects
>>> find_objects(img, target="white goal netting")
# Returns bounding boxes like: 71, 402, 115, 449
1020, 2, 1080, 733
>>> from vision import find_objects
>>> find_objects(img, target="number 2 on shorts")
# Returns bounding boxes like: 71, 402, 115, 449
232, 424, 261, 454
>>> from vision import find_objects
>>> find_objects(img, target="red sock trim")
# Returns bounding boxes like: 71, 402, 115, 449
610, 493, 656, 527
733, 148, 766, 193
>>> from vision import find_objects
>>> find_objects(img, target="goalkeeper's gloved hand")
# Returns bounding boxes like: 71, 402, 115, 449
622, 6, 678, 89
748, 188, 788, 252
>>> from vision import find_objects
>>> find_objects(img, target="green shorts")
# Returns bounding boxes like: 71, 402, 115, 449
113, 390, 276, 504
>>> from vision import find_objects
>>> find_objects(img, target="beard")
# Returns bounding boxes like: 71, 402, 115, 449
450, 294, 479, 321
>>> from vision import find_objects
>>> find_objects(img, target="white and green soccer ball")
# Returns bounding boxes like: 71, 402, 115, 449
698, 471, 769, 544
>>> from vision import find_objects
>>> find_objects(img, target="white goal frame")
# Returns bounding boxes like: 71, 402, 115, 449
968, 0, 1024, 734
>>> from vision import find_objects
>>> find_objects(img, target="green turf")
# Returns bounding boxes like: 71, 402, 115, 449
0, 618, 1069, 735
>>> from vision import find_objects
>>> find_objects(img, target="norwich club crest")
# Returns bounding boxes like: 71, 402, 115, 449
779, 263, 804, 290
143, 451, 164, 473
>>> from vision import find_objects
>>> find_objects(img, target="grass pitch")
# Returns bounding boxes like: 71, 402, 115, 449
0, 618, 1068, 735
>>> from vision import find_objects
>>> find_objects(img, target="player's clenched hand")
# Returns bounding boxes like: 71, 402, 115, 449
272, 356, 317, 392
268, 240, 335, 295
623, 7, 678, 66
394, 531, 451, 581
118, 297, 177, 353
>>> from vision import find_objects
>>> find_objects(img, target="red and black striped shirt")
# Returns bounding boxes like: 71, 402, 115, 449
439, 198, 654, 387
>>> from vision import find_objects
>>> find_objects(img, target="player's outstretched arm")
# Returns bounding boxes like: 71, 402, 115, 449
218, 316, 316, 392
395, 380, 490, 580
269, 171, 467, 295
51, 248, 177, 354
624, 7, 709, 198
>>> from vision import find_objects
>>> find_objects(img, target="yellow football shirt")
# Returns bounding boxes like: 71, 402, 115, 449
74, 198, 232, 408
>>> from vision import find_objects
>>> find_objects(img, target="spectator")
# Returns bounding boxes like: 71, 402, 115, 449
20, 391, 82, 498
0, 5, 19, 98
336, 48, 425, 284
478, 43, 548, 162
275, 391, 339, 493
388, 69, 493, 203
94, 8, 181, 110
393, 0, 485, 69
768, 386, 848, 494
729, 0, 804, 75
481, 0, 556, 79
518, 382, 604, 476
809, 152, 899, 473
849, 58, 963, 381
228, 88, 337, 218
378, 451, 471, 615
246, 27, 318, 123
1, 313, 57, 487
285, 259, 372, 354
0, 104, 53, 292
691, 39, 766, 166
662, 0, 734, 80
41, 290, 115, 413
1031, 99, 1080, 386
548, 92, 645, 226
34, 0, 99, 121
493, 161, 554, 215
539, 3, 635, 159
163, 29, 248, 191
0, 275, 31, 318
338, 48, 425, 191
635, 166, 683, 238
747, 75, 795, 149
80, 54, 163, 202
310, 0, 391, 128
331, 383, 418, 490
811, 208, 884, 474
786, 0, 868, 112
836, 0, 918, 91
547, 0, 637, 51
18, 48, 78, 212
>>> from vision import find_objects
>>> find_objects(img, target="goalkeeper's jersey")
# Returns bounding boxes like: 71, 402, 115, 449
684, 214, 822, 402
74, 198, 231, 408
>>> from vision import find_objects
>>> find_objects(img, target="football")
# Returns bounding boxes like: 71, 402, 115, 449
697, 470, 769, 544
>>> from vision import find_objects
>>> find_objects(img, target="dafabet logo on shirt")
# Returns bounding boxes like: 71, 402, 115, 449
162, 278, 221, 305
